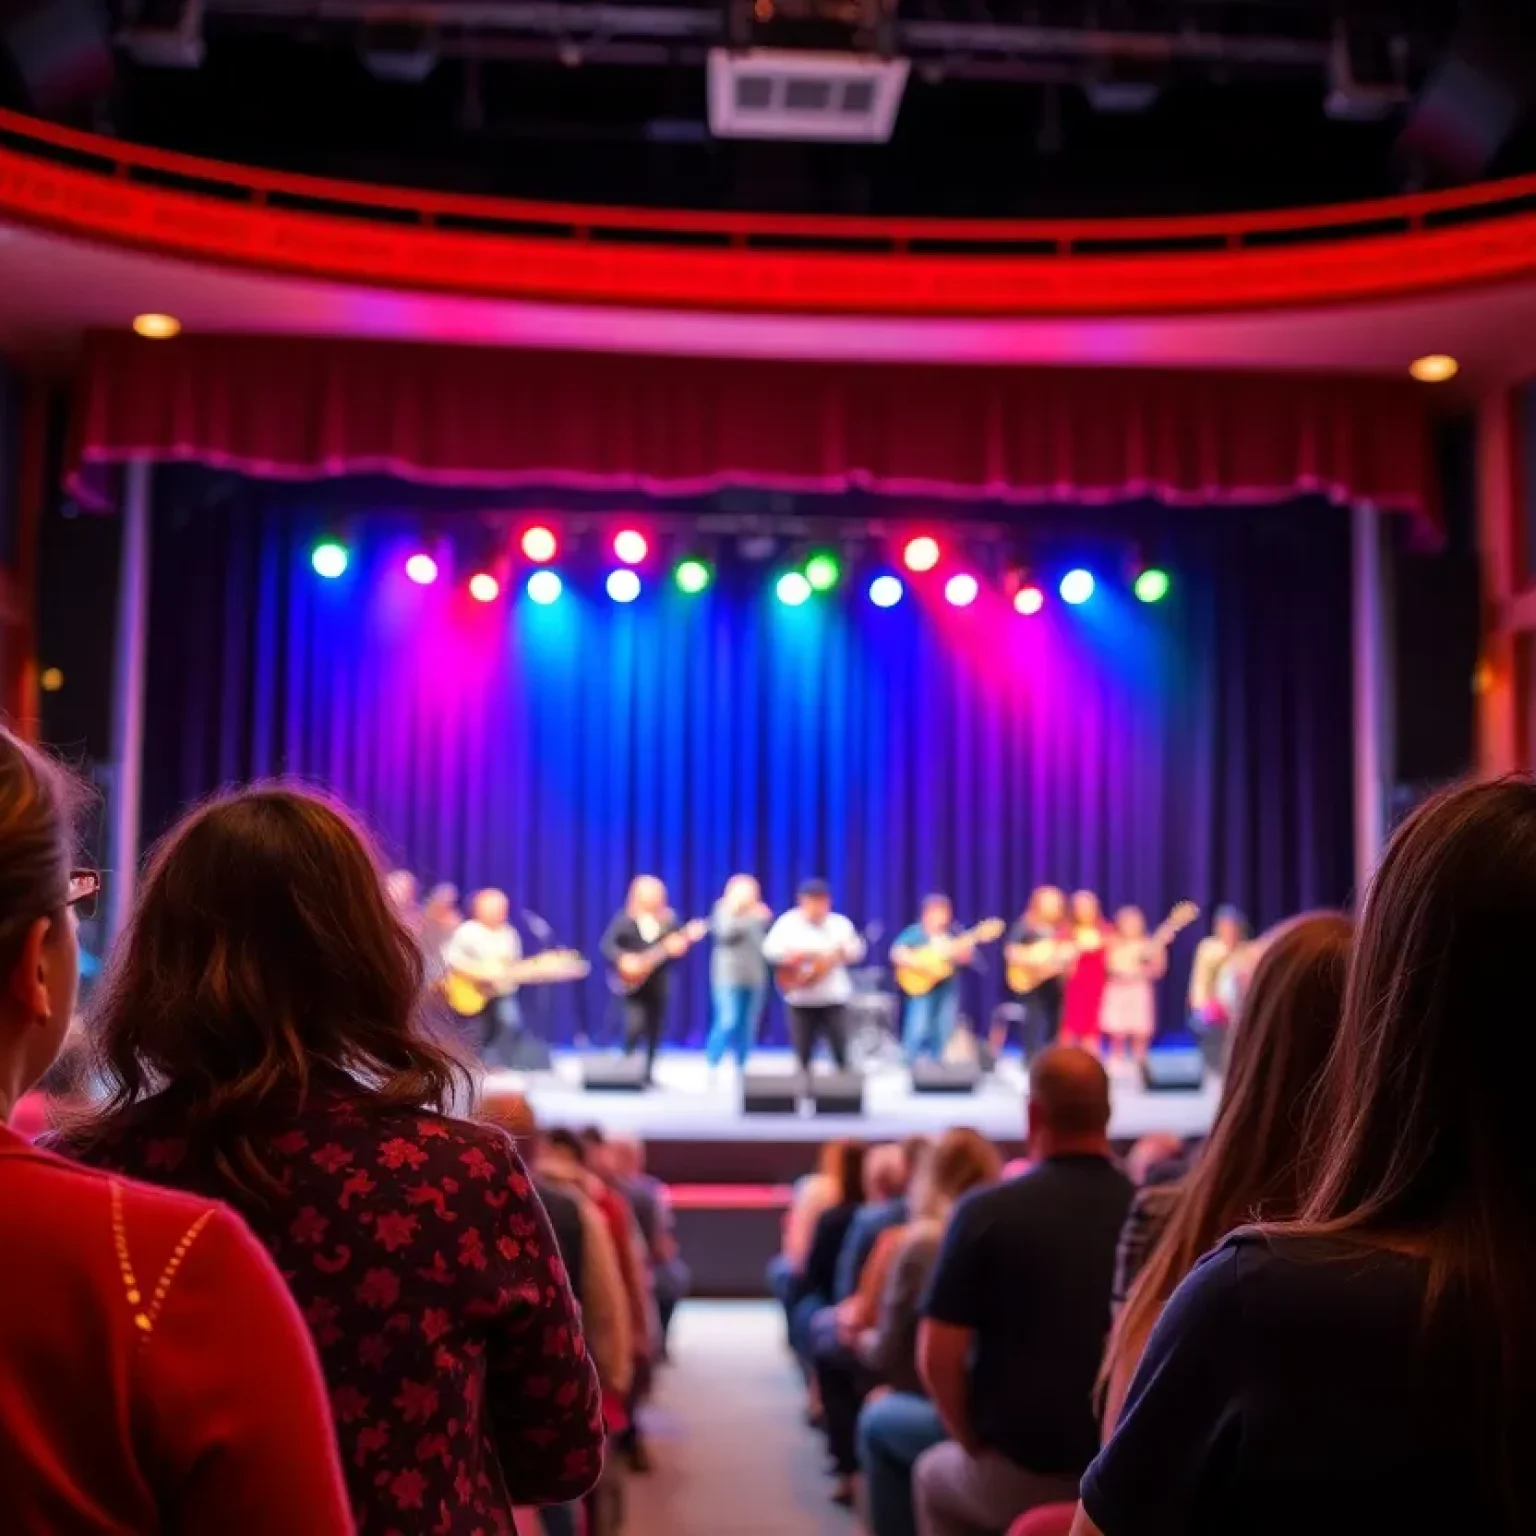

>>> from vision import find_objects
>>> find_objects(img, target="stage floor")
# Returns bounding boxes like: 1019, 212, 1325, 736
497, 1049, 1219, 1146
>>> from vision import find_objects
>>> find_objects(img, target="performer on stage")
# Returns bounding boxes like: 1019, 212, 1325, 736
1102, 905, 1168, 1067
602, 876, 689, 1085
1188, 903, 1248, 1071
443, 889, 524, 1065
761, 879, 865, 1074
707, 874, 772, 1075
419, 882, 462, 990
1059, 888, 1111, 1051
994, 885, 1070, 1063
890, 893, 975, 1061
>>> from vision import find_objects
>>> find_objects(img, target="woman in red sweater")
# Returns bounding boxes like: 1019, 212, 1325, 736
0, 731, 353, 1535
53, 785, 605, 1535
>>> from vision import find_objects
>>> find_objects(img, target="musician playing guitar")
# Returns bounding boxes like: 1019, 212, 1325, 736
890, 894, 980, 1062
442, 889, 526, 1065
991, 885, 1072, 1064
760, 878, 865, 1074
601, 876, 705, 1085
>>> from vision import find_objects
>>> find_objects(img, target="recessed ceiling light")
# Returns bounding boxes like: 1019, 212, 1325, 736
132, 313, 182, 340
1409, 354, 1458, 383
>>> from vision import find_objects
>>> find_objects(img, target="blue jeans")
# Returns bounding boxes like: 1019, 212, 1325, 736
902, 987, 959, 1061
707, 982, 767, 1067
540, 1507, 578, 1536
858, 1391, 947, 1536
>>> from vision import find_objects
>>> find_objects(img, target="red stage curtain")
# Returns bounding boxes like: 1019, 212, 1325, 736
66, 331, 1438, 532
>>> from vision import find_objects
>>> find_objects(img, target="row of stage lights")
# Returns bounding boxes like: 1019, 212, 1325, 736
309, 529, 1171, 611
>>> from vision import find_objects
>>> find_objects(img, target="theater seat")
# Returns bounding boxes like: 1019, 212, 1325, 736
1007, 1504, 1077, 1536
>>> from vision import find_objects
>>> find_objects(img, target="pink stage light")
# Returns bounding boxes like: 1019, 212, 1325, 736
405, 552, 439, 586
902, 536, 941, 573
613, 529, 649, 565
521, 526, 559, 563
1014, 584, 1044, 615
944, 573, 979, 608
468, 571, 501, 603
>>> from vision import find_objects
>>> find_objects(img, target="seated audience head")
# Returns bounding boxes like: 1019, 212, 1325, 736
0, 730, 85, 1119
832, 1138, 868, 1206
1299, 781, 1536, 1441
1123, 1131, 1186, 1187
546, 1127, 588, 1165
864, 1142, 908, 1203
910, 1126, 1002, 1222
470, 887, 509, 926
920, 893, 952, 933
1104, 911, 1351, 1415
797, 877, 832, 922
607, 1133, 646, 1180
1026, 1045, 1113, 1158
480, 1087, 536, 1143
80, 784, 470, 1186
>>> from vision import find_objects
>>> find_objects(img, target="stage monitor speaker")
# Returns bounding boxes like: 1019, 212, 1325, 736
911, 1060, 981, 1094
581, 1057, 649, 1092
811, 1070, 865, 1116
494, 1033, 553, 1073
742, 1070, 804, 1116
1141, 1047, 1206, 1094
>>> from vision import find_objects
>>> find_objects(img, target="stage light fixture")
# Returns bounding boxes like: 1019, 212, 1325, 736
132, 312, 181, 340
675, 558, 712, 594
869, 574, 904, 609
1134, 567, 1171, 603
613, 529, 649, 565
311, 540, 349, 579
521, 526, 559, 564
1014, 584, 1045, 616
902, 536, 941, 573
805, 552, 841, 591
1409, 353, 1458, 383
468, 571, 501, 603
526, 570, 563, 605
944, 573, 979, 608
405, 552, 439, 586
776, 571, 812, 607
606, 569, 642, 604
1060, 568, 1095, 605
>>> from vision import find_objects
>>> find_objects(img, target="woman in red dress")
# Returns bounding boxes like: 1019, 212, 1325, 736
0, 732, 353, 1536
1059, 889, 1112, 1051
53, 786, 605, 1535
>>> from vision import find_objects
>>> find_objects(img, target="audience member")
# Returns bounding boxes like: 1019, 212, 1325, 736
0, 734, 354, 1534
1100, 912, 1351, 1431
835, 1141, 914, 1301
609, 1133, 692, 1356
912, 1047, 1131, 1536
836, 1140, 935, 1349
1077, 778, 1536, 1535
51, 786, 604, 1534
842, 1130, 999, 1519
789, 1140, 868, 1410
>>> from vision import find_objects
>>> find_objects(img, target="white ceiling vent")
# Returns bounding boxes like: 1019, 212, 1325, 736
707, 48, 910, 142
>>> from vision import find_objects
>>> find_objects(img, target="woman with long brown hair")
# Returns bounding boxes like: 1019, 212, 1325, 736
1076, 778, 1536, 1536
0, 740, 352, 1534
54, 785, 604, 1535
1098, 911, 1351, 1430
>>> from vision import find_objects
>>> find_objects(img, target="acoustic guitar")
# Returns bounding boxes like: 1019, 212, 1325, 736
607, 918, 709, 996
443, 948, 590, 1019
894, 918, 1006, 997
1004, 900, 1200, 995
774, 949, 852, 995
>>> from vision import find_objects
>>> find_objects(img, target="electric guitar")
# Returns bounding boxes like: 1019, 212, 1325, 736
607, 918, 709, 996
443, 949, 590, 1019
894, 918, 1006, 997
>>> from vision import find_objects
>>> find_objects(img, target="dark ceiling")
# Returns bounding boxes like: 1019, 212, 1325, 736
3, 0, 1535, 217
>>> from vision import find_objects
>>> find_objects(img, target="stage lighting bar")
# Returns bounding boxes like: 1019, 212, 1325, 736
944, 573, 979, 608
804, 551, 841, 591
1134, 566, 1171, 603
469, 571, 501, 603
777, 571, 812, 607
902, 536, 941, 574
1060, 568, 1095, 605
675, 558, 713, 594
606, 569, 642, 604
526, 570, 563, 605
869, 573, 904, 608
1014, 584, 1045, 615
311, 539, 350, 579
613, 529, 650, 566
405, 552, 439, 586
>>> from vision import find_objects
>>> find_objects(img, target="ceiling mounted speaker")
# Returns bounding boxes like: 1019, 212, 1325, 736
708, 48, 910, 142
0, 0, 113, 114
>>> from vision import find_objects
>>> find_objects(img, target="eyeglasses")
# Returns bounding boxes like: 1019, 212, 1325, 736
67, 869, 101, 920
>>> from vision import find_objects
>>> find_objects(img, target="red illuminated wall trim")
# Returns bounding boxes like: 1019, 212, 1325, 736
3, 108, 1536, 316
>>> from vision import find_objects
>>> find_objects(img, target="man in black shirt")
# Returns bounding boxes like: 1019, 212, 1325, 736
913, 1047, 1132, 1536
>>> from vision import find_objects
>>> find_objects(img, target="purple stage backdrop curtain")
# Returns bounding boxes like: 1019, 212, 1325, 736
69, 332, 1438, 534
141, 477, 1355, 1049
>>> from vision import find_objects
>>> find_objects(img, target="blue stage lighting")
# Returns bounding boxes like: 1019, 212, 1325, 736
526, 570, 563, 605
606, 569, 641, 604
868, 574, 904, 608
1060, 568, 1095, 605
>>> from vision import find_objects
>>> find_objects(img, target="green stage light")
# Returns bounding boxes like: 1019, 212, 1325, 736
675, 559, 712, 594
804, 552, 841, 591
1134, 567, 1171, 604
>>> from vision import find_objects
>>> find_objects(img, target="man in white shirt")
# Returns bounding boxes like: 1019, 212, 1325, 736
761, 878, 866, 1073
443, 888, 523, 1063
